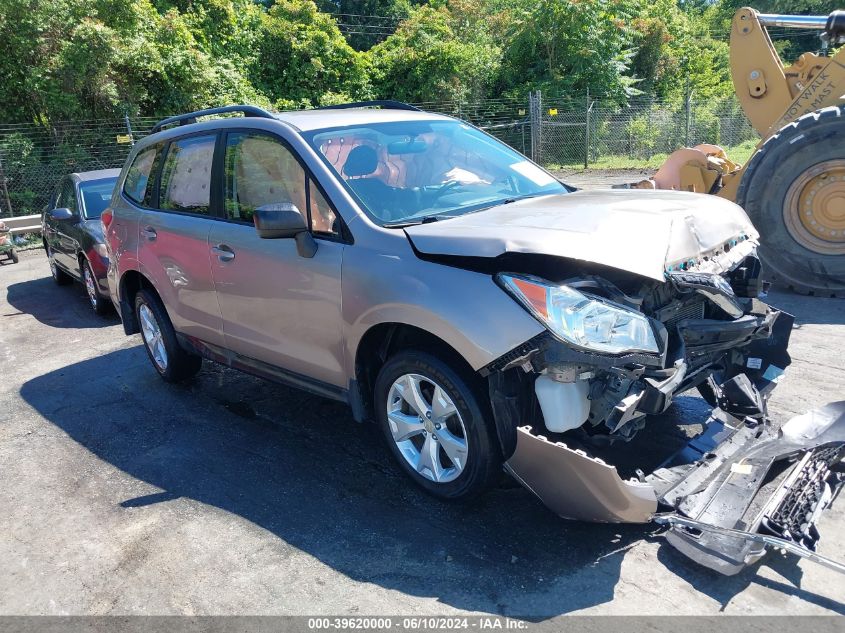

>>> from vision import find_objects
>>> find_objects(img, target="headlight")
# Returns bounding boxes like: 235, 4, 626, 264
498, 274, 659, 355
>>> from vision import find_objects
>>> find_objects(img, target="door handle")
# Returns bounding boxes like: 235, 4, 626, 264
212, 243, 235, 262
141, 226, 157, 241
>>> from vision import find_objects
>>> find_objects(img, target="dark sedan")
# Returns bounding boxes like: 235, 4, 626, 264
42, 169, 120, 314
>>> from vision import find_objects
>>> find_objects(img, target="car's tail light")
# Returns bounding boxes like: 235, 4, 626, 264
101, 208, 113, 232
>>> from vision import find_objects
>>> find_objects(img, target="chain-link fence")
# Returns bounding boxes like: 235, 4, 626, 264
538, 93, 758, 168
0, 117, 160, 217
0, 93, 758, 217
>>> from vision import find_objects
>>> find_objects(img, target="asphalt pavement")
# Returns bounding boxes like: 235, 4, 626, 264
1, 249, 844, 618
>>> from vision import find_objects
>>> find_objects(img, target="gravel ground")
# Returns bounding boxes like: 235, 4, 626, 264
554, 168, 653, 190
1, 249, 844, 618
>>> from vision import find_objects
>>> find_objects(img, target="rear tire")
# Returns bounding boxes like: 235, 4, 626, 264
135, 289, 202, 382
10, 248, 18, 264
47, 246, 72, 285
737, 106, 845, 297
82, 259, 110, 315
374, 350, 500, 501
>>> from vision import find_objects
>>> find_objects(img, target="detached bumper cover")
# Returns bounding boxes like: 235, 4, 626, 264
652, 402, 845, 575
504, 427, 657, 523
506, 402, 845, 574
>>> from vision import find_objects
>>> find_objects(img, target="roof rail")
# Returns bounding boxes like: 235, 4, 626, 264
316, 100, 422, 112
150, 105, 275, 134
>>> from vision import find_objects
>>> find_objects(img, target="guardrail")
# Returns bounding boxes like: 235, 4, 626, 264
2, 214, 41, 235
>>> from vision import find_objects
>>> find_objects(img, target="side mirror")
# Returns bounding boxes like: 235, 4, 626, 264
254, 203, 306, 238
50, 207, 76, 222
253, 203, 317, 258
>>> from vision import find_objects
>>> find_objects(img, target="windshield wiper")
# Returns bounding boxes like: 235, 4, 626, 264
501, 193, 542, 205
383, 193, 546, 228
383, 214, 452, 228
463, 193, 543, 215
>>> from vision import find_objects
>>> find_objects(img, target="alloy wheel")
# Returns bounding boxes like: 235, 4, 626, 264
139, 303, 168, 371
386, 373, 468, 483
83, 264, 97, 309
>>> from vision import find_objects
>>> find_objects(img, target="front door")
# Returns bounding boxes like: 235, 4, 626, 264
137, 133, 224, 346
52, 178, 80, 272
209, 130, 346, 388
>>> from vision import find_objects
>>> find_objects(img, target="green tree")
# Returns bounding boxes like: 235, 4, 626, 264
628, 0, 733, 102
250, 0, 371, 108
497, 0, 640, 103
369, 3, 501, 102
0, 0, 264, 121
316, 0, 413, 51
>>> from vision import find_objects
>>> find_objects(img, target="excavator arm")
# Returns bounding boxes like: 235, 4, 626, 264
739, 10, 845, 138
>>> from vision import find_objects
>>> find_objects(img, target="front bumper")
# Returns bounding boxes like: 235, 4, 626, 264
654, 402, 845, 575
506, 402, 845, 575
493, 290, 845, 574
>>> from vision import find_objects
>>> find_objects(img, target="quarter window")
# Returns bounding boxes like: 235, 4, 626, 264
123, 145, 160, 205
309, 180, 337, 235
224, 132, 338, 236
159, 135, 216, 215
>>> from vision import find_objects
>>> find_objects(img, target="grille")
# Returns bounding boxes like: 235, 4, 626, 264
663, 300, 706, 329
760, 446, 844, 550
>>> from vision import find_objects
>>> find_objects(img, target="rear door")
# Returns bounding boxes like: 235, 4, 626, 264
109, 143, 162, 306
137, 133, 224, 347
208, 130, 346, 388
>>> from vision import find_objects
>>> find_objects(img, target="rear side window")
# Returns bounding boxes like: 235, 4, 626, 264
123, 145, 159, 205
159, 135, 216, 215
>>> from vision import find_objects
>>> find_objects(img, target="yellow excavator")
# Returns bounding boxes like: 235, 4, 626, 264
626, 7, 845, 296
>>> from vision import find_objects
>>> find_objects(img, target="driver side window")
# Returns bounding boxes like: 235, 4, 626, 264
224, 131, 338, 236
57, 179, 77, 214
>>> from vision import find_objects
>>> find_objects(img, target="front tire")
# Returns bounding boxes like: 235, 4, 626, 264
374, 350, 500, 500
135, 288, 202, 383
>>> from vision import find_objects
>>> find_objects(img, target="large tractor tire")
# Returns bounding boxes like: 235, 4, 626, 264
736, 105, 845, 297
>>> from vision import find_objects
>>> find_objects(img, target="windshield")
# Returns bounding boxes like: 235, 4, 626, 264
80, 178, 117, 219
305, 120, 567, 225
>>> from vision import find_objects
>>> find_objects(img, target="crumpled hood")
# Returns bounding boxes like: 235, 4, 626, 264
405, 189, 760, 281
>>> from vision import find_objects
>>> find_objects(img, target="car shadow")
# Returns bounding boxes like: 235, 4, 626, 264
19, 348, 843, 617
654, 538, 845, 615
20, 347, 650, 618
5, 270, 118, 328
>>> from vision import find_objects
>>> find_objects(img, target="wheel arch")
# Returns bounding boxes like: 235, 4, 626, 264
352, 322, 482, 424
118, 268, 157, 334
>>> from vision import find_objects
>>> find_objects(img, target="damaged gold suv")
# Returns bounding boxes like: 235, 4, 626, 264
105, 103, 845, 576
